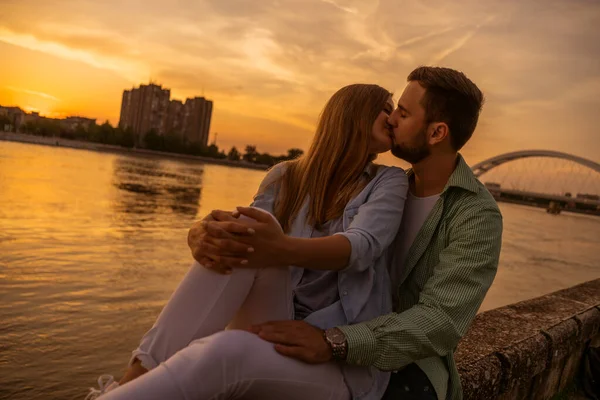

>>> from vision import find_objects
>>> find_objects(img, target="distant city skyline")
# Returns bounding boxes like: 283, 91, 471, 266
118, 83, 213, 147
0, 104, 97, 133
1, 0, 599, 165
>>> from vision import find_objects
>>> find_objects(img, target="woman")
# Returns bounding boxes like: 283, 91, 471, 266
87, 84, 409, 400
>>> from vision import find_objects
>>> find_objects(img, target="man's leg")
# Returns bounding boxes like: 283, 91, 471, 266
101, 330, 350, 400
382, 364, 438, 400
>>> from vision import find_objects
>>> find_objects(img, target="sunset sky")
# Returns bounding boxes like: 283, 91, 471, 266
1, 0, 599, 165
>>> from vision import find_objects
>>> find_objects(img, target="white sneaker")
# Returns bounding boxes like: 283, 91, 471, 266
85, 375, 120, 399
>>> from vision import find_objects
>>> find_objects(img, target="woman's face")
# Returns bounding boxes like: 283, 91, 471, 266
369, 96, 395, 154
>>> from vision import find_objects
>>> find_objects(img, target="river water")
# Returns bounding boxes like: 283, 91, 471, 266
1, 141, 598, 400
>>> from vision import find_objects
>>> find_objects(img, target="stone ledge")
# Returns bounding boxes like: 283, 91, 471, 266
574, 307, 600, 342
497, 333, 550, 399
552, 280, 600, 306
537, 319, 580, 399
459, 353, 504, 399
456, 279, 600, 400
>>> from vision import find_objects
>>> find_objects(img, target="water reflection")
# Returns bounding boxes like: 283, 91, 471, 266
0, 142, 265, 400
111, 157, 203, 219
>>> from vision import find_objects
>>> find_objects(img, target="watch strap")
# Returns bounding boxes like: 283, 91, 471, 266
324, 327, 348, 361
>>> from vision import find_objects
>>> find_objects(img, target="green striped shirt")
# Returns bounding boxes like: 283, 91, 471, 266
338, 154, 503, 400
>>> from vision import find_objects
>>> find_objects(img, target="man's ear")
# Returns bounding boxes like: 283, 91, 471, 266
428, 122, 449, 146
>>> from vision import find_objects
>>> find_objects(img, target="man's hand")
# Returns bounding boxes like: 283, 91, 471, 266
249, 320, 333, 364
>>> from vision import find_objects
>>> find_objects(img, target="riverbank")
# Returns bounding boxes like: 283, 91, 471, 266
0, 131, 269, 171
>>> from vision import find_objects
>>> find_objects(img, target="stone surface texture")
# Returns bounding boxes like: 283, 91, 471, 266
456, 279, 600, 400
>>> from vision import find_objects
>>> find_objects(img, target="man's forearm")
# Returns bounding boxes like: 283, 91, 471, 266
336, 307, 458, 371
280, 235, 351, 271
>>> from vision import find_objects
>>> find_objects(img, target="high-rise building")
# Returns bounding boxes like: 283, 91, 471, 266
118, 84, 213, 147
118, 83, 170, 141
119, 90, 132, 129
165, 100, 184, 138
202, 100, 213, 145
183, 97, 213, 146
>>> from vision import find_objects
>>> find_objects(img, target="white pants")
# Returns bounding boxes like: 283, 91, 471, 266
101, 259, 350, 400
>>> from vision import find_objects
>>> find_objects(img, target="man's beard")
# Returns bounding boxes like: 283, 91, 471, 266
390, 127, 430, 164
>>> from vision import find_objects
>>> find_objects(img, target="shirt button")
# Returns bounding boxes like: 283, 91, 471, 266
343, 291, 348, 296
356, 358, 362, 365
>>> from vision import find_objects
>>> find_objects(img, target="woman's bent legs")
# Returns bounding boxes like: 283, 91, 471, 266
104, 208, 350, 399
104, 330, 350, 400
131, 261, 292, 371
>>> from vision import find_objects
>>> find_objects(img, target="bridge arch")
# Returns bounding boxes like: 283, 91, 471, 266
470, 150, 600, 178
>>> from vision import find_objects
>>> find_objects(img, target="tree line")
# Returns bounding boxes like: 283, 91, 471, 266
8, 117, 304, 167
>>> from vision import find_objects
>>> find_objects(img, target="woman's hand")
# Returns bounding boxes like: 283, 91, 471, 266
233, 206, 292, 268
200, 207, 293, 271
188, 210, 255, 274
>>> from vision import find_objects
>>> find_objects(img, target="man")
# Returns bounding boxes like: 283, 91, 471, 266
189, 66, 503, 400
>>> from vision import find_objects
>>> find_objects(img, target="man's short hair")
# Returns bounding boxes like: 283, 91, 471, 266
408, 66, 484, 151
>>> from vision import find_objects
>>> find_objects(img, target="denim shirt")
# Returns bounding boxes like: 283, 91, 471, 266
251, 161, 409, 400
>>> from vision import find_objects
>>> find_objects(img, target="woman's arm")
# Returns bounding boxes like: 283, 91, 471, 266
278, 235, 352, 271
232, 167, 409, 271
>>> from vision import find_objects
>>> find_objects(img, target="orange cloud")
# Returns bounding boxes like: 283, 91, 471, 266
5, 86, 60, 102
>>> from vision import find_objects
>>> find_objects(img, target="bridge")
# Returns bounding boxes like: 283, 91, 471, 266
471, 150, 600, 216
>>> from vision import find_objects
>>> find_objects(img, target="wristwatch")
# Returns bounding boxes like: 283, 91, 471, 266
324, 327, 348, 361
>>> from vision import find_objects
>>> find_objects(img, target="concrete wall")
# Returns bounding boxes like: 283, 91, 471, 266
456, 279, 600, 399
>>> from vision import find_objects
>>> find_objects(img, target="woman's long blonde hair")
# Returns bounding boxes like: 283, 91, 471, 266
270, 84, 391, 232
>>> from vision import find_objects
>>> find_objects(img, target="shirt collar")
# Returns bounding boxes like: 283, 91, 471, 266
406, 154, 480, 194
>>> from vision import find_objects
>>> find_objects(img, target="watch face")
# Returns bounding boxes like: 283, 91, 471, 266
328, 328, 346, 345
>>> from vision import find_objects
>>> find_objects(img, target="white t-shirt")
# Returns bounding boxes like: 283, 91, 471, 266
390, 191, 440, 288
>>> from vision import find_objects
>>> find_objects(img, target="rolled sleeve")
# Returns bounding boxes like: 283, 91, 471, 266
334, 230, 363, 272
334, 168, 408, 273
